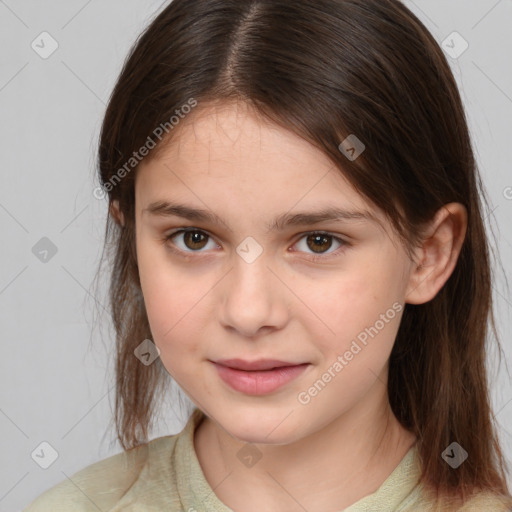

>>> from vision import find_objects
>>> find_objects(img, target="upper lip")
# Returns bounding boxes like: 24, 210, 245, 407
213, 358, 306, 371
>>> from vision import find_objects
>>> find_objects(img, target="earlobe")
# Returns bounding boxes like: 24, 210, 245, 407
110, 200, 126, 227
405, 203, 468, 305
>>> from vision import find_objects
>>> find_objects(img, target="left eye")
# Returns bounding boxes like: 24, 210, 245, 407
293, 232, 345, 257
164, 229, 346, 259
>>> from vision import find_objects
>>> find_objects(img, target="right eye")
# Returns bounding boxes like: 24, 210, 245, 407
164, 228, 219, 254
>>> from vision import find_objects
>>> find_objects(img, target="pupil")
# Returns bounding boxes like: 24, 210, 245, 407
310, 234, 331, 253
186, 231, 206, 249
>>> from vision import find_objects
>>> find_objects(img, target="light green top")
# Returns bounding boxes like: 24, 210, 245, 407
24, 407, 511, 511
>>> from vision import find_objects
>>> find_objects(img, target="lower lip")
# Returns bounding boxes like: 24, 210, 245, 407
213, 362, 310, 395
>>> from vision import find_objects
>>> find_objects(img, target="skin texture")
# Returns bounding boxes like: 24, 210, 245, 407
120, 100, 468, 511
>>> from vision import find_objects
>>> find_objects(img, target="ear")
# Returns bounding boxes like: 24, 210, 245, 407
109, 200, 126, 227
405, 202, 468, 305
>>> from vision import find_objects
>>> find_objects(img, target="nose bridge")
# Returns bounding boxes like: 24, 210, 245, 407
219, 240, 286, 336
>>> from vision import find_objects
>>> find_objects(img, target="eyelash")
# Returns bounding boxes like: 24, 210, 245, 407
162, 228, 349, 262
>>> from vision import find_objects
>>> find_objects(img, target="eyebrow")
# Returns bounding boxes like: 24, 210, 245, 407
142, 200, 379, 233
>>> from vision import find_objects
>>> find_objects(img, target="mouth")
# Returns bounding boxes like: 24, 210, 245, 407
211, 358, 310, 395
214, 358, 306, 371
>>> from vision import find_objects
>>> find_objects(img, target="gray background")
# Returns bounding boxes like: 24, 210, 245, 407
0, 1, 511, 510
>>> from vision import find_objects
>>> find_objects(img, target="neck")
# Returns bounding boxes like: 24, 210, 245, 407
193, 381, 417, 511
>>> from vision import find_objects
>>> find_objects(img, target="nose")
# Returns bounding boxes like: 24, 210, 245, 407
218, 253, 289, 339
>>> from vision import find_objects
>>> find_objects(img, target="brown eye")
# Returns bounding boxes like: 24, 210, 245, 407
164, 228, 347, 261
165, 229, 214, 252
306, 233, 334, 254
293, 231, 346, 260
182, 230, 208, 250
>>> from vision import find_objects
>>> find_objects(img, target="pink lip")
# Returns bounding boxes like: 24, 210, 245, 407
215, 358, 304, 371
212, 359, 310, 395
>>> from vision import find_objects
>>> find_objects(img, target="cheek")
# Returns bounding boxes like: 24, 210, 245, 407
308, 259, 403, 359
137, 244, 209, 361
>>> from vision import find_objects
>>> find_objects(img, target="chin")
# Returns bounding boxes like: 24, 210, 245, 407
215, 407, 306, 446
231, 427, 298, 446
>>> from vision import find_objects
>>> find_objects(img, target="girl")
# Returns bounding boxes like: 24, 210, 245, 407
25, 0, 512, 510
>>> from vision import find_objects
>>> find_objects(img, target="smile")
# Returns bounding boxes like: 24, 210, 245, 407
211, 359, 310, 395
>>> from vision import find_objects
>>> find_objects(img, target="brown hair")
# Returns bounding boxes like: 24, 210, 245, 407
93, 0, 512, 508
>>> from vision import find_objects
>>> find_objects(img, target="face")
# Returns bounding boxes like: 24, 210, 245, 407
134, 101, 416, 445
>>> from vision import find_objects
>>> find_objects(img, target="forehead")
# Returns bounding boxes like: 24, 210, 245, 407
152, 101, 325, 171
135, 101, 390, 234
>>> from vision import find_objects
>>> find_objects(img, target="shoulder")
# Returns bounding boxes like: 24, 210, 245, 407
401, 477, 512, 512
23, 435, 178, 512
414, 489, 512, 512
457, 491, 512, 511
